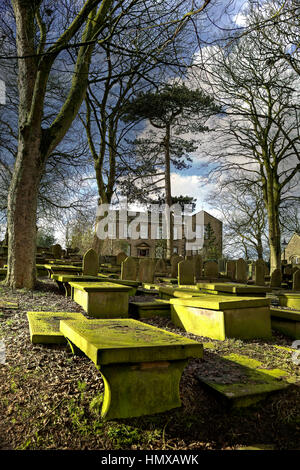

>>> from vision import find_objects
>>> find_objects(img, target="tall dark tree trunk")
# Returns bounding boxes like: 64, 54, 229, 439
6, 129, 44, 288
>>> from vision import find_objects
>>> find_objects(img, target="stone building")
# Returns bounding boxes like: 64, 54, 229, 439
282, 233, 300, 264
97, 208, 222, 259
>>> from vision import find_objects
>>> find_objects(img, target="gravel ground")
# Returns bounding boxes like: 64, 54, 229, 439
0, 279, 299, 451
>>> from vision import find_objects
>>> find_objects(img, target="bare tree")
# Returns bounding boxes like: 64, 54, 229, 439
192, 7, 300, 273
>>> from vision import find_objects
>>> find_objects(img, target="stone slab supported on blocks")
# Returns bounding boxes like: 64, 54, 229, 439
270, 307, 300, 339
59, 318, 203, 419
196, 282, 271, 297
196, 353, 291, 408
27, 311, 87, 344
170, 295, 272, 340
278, 293, 300, 310
159, 286, 204, 300
69, 282, 132, 318
51, 274, 103, 296
129, 300, 171, 319
44, 264, 82, 278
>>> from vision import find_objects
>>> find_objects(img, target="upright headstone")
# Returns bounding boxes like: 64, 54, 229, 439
293, 269, 300, 291
194, 255, 203, 280
171, 255, 183, 278
138, 259, 155, 283
218, 258, 226, 273
203, 261, 219, 278
116, 251, 127, 266
235, 258, 248, 283
270, 268, 282, 288
178, 260, 195, 286
226, 260, 236, 280
254, 259, 265, 286
83, 248, 99, 276
52, 244, 62, 259
121, 256, 137, 281
155, 259, 167, 274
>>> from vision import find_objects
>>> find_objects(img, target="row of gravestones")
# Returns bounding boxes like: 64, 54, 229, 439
82, 248, 300, 289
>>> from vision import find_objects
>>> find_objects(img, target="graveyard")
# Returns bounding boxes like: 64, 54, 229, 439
0, 0, 299, 455
0, 247, 299, 450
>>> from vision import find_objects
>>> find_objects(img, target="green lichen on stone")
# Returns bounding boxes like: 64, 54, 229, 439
170, 295, 270, 310
197, 282, 270, 296
129, 301, 171, 319
59, 318, 203, 366
197, 353, 291, 408
278, 293, 300, 310
26, 311, 87, 344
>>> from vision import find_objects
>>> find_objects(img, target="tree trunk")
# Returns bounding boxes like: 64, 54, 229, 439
6, 129, 44, 288
164, 123, 173, 259
266, 181, 281, 273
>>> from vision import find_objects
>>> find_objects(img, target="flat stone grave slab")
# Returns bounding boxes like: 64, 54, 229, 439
278, 293, 300, 310
59, 318, 203, 419
129, 300, 171, 319
142, 283, 160, 291
157, 278, 178, 284
100, 279, 140, 296
27, 311, 87, 344
136, 287, 159, 296
159, 286, 204, 300
44, 264, 82, 278
0, 299, 19, 310
197, 282, 271, 297
52, 274, 103, 296
196, 353, 292, 408
170, 295, 271, 340
36, 264, 48, 276
270, 307, 300, 339
69, 282, 132, 318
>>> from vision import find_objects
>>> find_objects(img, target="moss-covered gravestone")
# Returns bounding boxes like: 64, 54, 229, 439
52, 244, 62, 259
254, 259, 265, 286
235, 258, 248, 283
116, 251, 127, 266
138, 259, 155, 283
155, 259, 167, 274
171, 255, 183, 278
270, 268, 282, 288
178, 260, 195, 286
226, 260, 236, 280
196, 353, 291, 408
293, 269, 300, 291
83, 248, 99, 276
170, 295, 271, 340
27, 311, 87, 343
194, 255, 203, 280
69, 282, 131, 318
121, 256, 137, 281
59, 318, 203, 419
271, 307, 300, 339
203, 261, 219, 279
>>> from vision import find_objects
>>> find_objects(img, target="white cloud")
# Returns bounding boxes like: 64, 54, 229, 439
170, 172, 222, 219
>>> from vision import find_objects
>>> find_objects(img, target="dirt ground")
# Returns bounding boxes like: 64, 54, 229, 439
0, 279, 299, 451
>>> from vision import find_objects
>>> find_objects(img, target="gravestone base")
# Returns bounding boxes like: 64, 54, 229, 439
59, 318, 203, 420
196, 353, 291, 408
271, 307, 300, 339
170, 296, 271, 340
278, 293, 300, 310
96, 359, 187, 420
129, 301, 170, 319
74, 289, 129, 318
